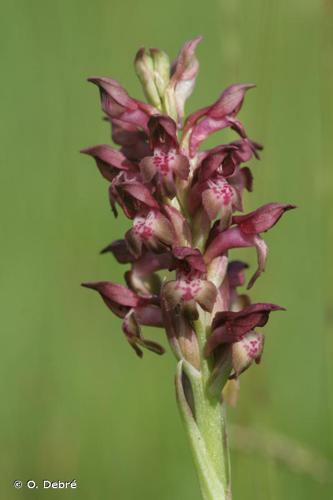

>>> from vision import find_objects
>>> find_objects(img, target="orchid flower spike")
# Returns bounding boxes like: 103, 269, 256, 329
81, 36, 295, 500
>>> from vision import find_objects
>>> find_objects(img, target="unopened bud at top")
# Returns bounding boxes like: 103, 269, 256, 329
150, 49, 170, 98
135, 48, 170, 109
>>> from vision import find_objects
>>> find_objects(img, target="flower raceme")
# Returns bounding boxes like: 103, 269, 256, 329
82, 36, 295, 391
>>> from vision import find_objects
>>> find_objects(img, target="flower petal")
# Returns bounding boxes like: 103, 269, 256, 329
132, 251, 173, 275
88, 76, 136, 111
111, 119, 151, 161
121, 181, 159, 210
173, 154, 190, 180
207, 255, 228, 288
82, 281, 140, 307
139, 156, 157, 182
162, 281, 185, 311
205, 226, 254, 261
134, 304, 164, 327
81, 144, 134, 181
82, 281, 140, 318
124, 269, 161, 296
199, 149, 229, 182
210, 84, 256, 118
151, 210, 176, 245
232, 203, 297, 234
88, 76, 157, 129
100, 239, 135, 263
227, 260, 249, 288
239, 167, 253, 192
125, 227, 143, 259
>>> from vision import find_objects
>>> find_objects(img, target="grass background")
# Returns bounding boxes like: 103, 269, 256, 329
0, 0, 332, 498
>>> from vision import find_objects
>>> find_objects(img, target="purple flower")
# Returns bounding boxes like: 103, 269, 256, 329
197, 139, 261, 183
108, 172, 159, 218
204, 202, 295, 288
162, 247, 217, 319
88, 77, 158, 130
205, 225, 268, 289
205, 303, 285, 356
184, 84, 256, 156
189, 175, 239, 231
82, 281, 164, 357
140, 116, 190, 197
125, 209, 175, 257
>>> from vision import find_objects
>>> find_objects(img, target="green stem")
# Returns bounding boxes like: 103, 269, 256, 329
176, 362, 226, 500
176, 310, 232, 500
176, 361, 231, 499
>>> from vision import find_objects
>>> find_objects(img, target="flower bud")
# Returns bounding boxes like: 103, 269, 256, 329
150, 48, 170, 98
135, 48, 170, 109
164, 36, 202, 125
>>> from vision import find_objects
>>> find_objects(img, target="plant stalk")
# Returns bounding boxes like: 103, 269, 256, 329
175, 310, 232, 500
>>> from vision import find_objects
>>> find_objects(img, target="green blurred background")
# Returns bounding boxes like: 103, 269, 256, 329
1, 0, 332, 498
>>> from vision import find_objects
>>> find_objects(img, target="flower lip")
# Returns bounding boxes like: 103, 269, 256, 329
162, 276, 217, 315
230, 330, 265, 378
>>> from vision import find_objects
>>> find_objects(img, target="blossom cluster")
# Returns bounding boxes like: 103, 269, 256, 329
82, 37, 295, 389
